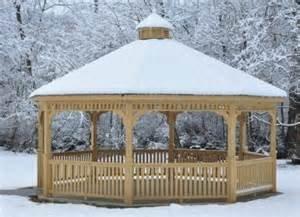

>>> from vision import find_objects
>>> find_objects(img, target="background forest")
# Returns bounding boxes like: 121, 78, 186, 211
0, 0, 299, 158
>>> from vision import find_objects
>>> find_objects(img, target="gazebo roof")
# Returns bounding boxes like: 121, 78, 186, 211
31, 14, 286, 98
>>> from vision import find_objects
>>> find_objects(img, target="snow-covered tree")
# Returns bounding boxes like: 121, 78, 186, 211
0, 0, 297, 157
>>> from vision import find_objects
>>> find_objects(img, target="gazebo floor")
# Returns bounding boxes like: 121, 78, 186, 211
35, 190, 275, 208
36, 194, 227, 208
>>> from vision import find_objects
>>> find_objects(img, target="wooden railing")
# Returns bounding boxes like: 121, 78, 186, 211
52, 149, 227, 163
97, 149, 169, 163
52, 151, 92, 161
49, 160, 125, 199
133, 149, 168, 163
97, 149, 125, 163
133, 162, 228, 200
48, 155, 274, 202
236, 157, 273, 196
48, 160, 227, 201
174, 149, 227, 163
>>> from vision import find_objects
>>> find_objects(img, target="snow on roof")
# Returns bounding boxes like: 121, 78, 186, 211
136, 13, 174, 30
31, 39, 286, 98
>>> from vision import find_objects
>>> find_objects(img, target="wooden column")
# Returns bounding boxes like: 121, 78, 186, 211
42, 110, 52, 197
238, 113, 247, 160
270, 110, 277, 193
37, 110, 44, 189
167, 112, 176, 163
124, 105, 133, 205
227, 108, 237, 202
90, 112, 98, 161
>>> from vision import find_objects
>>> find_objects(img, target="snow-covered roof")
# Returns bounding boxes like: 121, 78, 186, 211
31, 38, 286, 98
136, 13, 173, 30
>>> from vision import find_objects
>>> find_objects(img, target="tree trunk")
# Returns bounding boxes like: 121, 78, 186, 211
94, 0, 98, 13
13, 0, 32, 76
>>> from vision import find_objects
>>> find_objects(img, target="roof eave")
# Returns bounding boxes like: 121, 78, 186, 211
31, 93, 286, 104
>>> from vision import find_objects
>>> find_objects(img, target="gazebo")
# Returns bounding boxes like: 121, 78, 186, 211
31, 13, 286, 206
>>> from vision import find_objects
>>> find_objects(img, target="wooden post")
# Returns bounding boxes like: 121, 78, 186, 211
124, 105, 133, 205
90, 112, 98, 161
167, 112, 176, 163
42, 110, 52, 197
37, 110, 44, 190
270, 110, 277, 193
227, 108, 237, 202
239, 113, 247, 160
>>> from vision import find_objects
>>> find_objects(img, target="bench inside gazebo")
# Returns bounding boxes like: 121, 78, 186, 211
31, 13, 286, 206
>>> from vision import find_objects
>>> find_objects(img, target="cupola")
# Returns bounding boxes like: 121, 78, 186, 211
136, 13, 173, 40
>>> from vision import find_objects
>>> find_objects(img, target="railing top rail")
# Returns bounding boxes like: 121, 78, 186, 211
49, 159, 124, 167
52, 150, 92, 156
175, 148, 226, 152
243, 151, 268, 157
134, 162, 228, 167
49, 159, 227, 167
236, 157, 272, 166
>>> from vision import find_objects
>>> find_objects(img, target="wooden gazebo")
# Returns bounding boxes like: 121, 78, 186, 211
31, 13, 286, 206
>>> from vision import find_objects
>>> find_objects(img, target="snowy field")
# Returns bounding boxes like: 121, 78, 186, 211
0, 148, 299, 217
0, 149, 37, 189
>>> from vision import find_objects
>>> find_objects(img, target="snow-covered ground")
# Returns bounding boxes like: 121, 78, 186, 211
0, 148, 299, 217
0, 148, 36, 189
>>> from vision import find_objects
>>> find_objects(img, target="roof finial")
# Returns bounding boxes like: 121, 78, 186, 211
152, 7, 157, 14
